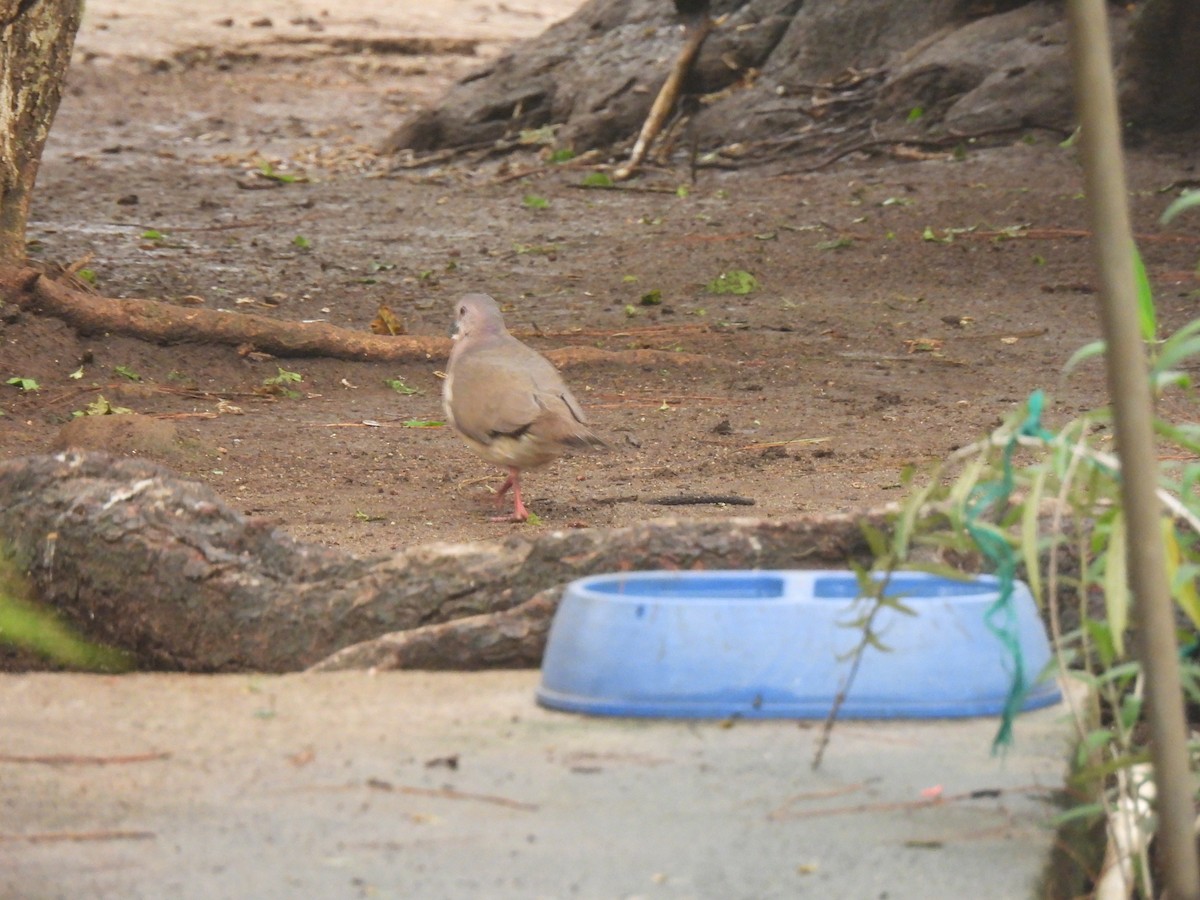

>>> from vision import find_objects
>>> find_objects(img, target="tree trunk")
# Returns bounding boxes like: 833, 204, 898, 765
0, 0, 81, 267
1119, 0, 1200, 130
385, 0, 1155, 165
0, 452, 878, 672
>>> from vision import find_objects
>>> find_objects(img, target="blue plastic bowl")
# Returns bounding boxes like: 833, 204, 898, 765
536, 570, 1061, 719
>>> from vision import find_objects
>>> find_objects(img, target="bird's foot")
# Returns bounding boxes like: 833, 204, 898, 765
489, 510, 530, 523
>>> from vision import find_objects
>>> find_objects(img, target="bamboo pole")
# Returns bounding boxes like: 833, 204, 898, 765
1065, 2, 1200, 896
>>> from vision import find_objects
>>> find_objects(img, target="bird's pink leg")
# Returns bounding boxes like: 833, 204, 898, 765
494, 470, 515, 500
490, 467, 529, 522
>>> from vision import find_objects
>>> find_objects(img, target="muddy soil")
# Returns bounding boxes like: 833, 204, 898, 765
3, 0, 1199, 561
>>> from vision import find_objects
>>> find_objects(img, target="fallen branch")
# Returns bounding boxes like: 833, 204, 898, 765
614, 13, 715, 181
0, 267, 707, 369
310, 587, 565, 671
0, 267, 447, 362
0, 452, 879, 672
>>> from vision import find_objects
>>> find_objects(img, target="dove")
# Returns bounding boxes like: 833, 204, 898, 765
443, 293, 604, 522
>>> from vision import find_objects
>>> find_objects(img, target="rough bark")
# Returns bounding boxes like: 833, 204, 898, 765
0, 268, 709, 368
1119, 0, 1200, 130
0, 452, 878, 672
309, 587, 568, 671
0, 0, 82, 266
385, 0, 1142, 163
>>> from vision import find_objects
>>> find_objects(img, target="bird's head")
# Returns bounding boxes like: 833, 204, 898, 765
452, 293, 507, 341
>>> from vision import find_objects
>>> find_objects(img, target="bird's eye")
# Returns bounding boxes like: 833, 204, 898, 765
458, 305, 466, 316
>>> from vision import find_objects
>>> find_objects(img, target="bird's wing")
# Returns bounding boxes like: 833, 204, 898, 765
447, 342, 550, 445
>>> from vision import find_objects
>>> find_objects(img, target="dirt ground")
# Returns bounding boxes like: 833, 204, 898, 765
3, 0, 1200, 561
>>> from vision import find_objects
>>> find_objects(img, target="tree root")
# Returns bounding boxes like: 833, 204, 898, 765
0, 267, 710, 368
0, 266, 447, 362
0, 451, 880, 672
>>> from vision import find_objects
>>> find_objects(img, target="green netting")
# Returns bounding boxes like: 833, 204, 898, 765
964, 390, 1054, 751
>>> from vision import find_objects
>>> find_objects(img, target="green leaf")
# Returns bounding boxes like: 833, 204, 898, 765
74, 396, 132, 417
922, 226, 952, 244
0, 553, 131, 672
522, 194, 550, 209
549, 148, 576, 163
6, 376, 38, 391
1022, 465, 1049, 606
1103, 510, 1128, 658
264, 367, 302, 386
815, 238, 854, 251
675, 184, 690, 198
706, 270, 758, 295
1132, 244, 1156, 342
114, 365, 142, 382
1160, 189, 1200, 225
385, 377, 419, 395
1164, 520, 1200, 630
1152, 317, 1200, 372
640, 289, 663, 306
517, 126, 557, 146
580, 172, 613, 188
140, 229, 164, 241
257, 161, 301, 183
906, 106, 924, 123
1063, 339, 1106, 373
292, 235, 312, 250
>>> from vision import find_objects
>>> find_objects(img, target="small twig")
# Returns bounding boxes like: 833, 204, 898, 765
766, 781, 870, 820
947, 431, 1200, 536
646, 494, 755, 507
588, 493, 641, 507
565, 181, 684, 195
0, 830, 156, 843
122, 219, 276, 233
768, 784, 1055, 821
365, 778, 538, 810
811, 570, 897, 770
614, 14, 714, 181
0, 751, 170, 765
491, 151, 605, 185
800, 125, 1067, 173
737, 437, 829, 452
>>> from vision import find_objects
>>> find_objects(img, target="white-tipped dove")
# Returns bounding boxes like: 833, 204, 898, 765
443, 293, 604, 522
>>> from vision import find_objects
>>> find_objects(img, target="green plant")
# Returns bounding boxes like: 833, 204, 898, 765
385, 377, 418, 395
261, 367, 303, 399
706, 270, 758, 295
72, 396, 132, 417
854, 254, 1200, 893
0, 547, 131, 671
